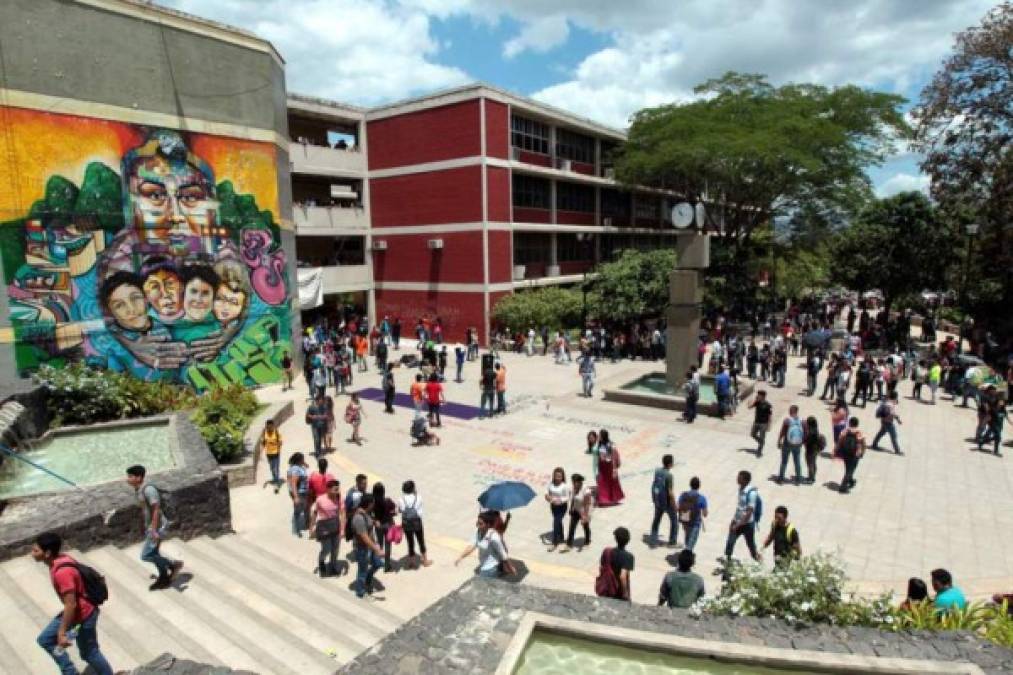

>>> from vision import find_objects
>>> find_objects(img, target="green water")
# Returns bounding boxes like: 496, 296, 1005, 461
515, 632, 805, 675
0, 423, 174, 499
620, 374, 718, 404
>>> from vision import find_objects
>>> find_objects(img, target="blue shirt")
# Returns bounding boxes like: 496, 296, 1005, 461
715, 371, 731, 394
676, 490, 708, 524
934, 587, 967, 612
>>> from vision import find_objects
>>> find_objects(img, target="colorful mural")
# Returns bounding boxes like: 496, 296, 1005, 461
0, 108, 292, 390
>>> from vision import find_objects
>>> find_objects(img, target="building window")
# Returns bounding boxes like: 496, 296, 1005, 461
601, 189, 631, 221
557, 233, 593, 262
511, 116, 550, 155
512, 174, 551, 209
556, 129, 595, 164
635, 195, 660, 220
556, 182, 594, 213
513, 232, 550, 264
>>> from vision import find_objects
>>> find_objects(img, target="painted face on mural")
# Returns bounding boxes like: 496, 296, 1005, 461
100, 272, 151, 333
178, 266, 219, 323
213, 283, 246, 326
128, 155, 216, 239
142, 268, 182, 320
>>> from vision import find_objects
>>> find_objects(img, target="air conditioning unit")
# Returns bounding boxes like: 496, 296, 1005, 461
603, 167, 615, 179
511, 147, 522, 161
371, 240, 388, 251
603, 217, 613, 227
427, 239, 444, 250
560, 159, 573, 172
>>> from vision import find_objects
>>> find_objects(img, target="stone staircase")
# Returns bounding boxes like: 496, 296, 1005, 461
0, 534, 403, 674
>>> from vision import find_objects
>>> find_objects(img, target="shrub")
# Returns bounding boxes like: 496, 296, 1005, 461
887, 600, 1013, 648
191, 385, 259, 463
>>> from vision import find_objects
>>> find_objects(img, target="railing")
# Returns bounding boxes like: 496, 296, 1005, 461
0, 443, 80, 489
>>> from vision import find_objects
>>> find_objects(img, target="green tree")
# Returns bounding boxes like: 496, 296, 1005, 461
830, 192, 954, 315
589, 248, 677, 323
617, 72, 906, 306
75, 162, 125, 233
492, 286, 582, 333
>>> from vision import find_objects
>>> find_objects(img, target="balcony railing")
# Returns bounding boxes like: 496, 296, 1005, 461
290, 142, 366, 176
293, 205, 369, 233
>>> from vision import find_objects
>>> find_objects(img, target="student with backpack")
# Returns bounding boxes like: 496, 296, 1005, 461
648, 455, 678, 548
126, 465, 183, 590
776, 405, 806, 484
871, 391, 903, 454
32, 532, 114, 674
399, 480, 433, 569
676, 477, 709, 552
595, 527, 634, 601
762, 506, 801, 568
803, 416, 826, 484
723, 470, 762, 563
836, 416, 866, 494
682, 367, 699, 423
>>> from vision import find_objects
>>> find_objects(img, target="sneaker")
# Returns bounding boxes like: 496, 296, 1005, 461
168, 560, 184, 583
148, 577, 170, 591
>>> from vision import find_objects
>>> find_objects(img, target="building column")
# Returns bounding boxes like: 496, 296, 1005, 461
550, 232, 559, 267
359, 116, 376, 326
594, 186, 601, 227
550, 179, 557, 225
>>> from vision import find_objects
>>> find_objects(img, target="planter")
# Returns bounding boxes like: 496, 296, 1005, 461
513, 265, 526, 280
546, 264, 561, 277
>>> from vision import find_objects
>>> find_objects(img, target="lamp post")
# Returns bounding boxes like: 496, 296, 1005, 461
959, 223, 979, 353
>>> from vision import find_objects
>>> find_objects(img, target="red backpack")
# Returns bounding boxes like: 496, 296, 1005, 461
594, 548, 620, 598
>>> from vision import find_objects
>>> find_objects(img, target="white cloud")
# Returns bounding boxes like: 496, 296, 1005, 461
876, 172, 931, 197
160, 0, 470, 105
503, 15, 570, 58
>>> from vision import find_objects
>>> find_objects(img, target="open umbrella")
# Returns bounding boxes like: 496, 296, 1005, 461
478, 481, 537, 511
957, 354, 985, 367
803, 329, 831, 348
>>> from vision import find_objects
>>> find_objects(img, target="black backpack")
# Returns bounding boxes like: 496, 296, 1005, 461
839, 431, 859, 459
55, 561, 109, 606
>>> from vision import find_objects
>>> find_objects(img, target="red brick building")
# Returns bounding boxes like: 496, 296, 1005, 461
289, 85, 680, 343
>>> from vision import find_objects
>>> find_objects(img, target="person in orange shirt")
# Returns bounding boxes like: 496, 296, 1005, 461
355, 334, 368, 372
409, 374, 425, 415
495, 362, 507, 415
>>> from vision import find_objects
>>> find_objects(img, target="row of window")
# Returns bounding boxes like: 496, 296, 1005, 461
511, 115, 595, 163
512, 177, 666, 222
513, 232, 671, 265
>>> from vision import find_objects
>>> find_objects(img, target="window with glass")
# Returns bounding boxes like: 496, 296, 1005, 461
556, 182, 595, 213
513, 232, 551, 264
511, 116, 550, 155
555, 129, 595, 164
635, 195, 661, 220
512, 174, 551, 209
557, 233, 594, 262
601, 189, 631, 221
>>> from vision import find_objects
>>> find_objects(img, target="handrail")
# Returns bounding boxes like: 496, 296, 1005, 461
0, 443, 80, 489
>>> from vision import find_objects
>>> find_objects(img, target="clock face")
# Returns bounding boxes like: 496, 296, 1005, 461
671, 202, 694, 228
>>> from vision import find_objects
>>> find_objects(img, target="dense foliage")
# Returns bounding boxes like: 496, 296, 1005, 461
697, 553, 1013, 648
34, 364, 258, 462
492, 286, 583, 333
589, 248, 677, 323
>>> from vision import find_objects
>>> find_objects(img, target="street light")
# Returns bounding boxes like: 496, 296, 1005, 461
960, 222, 979, 315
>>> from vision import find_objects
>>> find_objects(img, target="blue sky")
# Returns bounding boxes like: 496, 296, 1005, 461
164, 0, 999, 196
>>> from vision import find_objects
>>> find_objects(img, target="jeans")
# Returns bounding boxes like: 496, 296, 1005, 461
455, 363, 463, 381
581, 374, 594, 397
566, 512, 590, 547
354, 547, 383, 597
550, 503, 567, 545
717, 393, 729, 417
682, 521, 701, 551
779, 443, 802, 481
311, 425, 326, 456
405, 525, 427, 557
724, 522, 758, 559
384, 387, 395, 412
684, 395, 698, 422
318, 532, 339, 571
480, 390, 495, 417
428, 402, 441, 426
840, 457, 859, 492
292, 496, 307, 535
37, 609, 113, 675
140, 529, 174, 579
807, 371, 817, 394
750, 423, 768, 454
650, 503, 678, 545
496, 391, 507, 414
820, 376, 835, 399
267, 454, 281, 484
872, 422, 901, 453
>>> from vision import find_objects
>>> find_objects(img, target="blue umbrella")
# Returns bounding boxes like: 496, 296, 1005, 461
478, 481, 537, 511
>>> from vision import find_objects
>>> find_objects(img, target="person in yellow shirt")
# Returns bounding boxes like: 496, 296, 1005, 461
261, 419, 283, 492
928, 360, 942, 405
495, 363, 507, 415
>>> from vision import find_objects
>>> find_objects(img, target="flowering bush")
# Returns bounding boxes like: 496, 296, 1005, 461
889, 600, 1013, 648
693, 552, 893, 627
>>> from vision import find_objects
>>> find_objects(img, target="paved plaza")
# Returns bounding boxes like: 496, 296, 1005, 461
236, 341, 1013, 611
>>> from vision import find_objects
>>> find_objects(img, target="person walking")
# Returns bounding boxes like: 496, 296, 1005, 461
928, 359, 942, 405
350, 494, 385, 598
802, 416, 824, 484
545, 467, 571, 552
260, 419, 283, 492
372, 483, 397, 572
454, 344, 466, 382
682, 367, 700, 423
871, 392, 903, 454
306, 456, 336, 508
595, 527, 634, 601
305, 391, 330, 458
649, 454, 678, 548
345, 392, 364, 444
836, 416, 866, 494
286, 453, 310, 536
723, 470, 762, 563
762, 506, 801, 568
32, 532, 115, 675
424, 373, 445, 427
410, 373, 425, 415
126, 465, 183, 590
658, 549, 705, 609
382, 363, 396, 414
676, 476, 708, 552
399, 480, 432, 569
455, 511, 516, 578
479, 360, 496, 419
495, 363, 508, 415
308, 479, 344, 577
594, 430, 625, 506
577, 350, 596, 398
776, 405, 806, 484
748, 390, 773, 457
311, 362, 328, 399
281, 351, 293, 391
565, 473, 592, 551
715, 366, 731, 419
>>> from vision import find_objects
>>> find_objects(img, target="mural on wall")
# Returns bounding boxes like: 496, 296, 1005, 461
0, 108, 292, 390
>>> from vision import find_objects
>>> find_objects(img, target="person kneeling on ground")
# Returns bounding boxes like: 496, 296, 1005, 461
410, 413, 441, 446
659, 549, 705, 609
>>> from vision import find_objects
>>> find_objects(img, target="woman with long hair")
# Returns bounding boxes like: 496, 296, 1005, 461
372, 482, 397, 572
595, 429, 624, 507
803, 416, 825, 483
545, 467, 571, 552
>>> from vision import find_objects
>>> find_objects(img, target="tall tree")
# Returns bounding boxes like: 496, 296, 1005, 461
830, 192, 954, 315
617, 72, 907, 306
589, 248, 677, 324
913, 2, 1012, 331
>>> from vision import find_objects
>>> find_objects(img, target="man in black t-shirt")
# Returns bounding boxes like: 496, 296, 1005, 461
748, 390, 773, 457
479, 365, 497, 419
762, 505, 801, 568
608, 527, 634, 601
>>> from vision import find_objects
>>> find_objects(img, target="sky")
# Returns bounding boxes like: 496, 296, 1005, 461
162, 0, 998, 197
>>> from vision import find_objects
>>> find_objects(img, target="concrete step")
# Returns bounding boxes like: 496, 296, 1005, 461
0, 567, 59, 674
